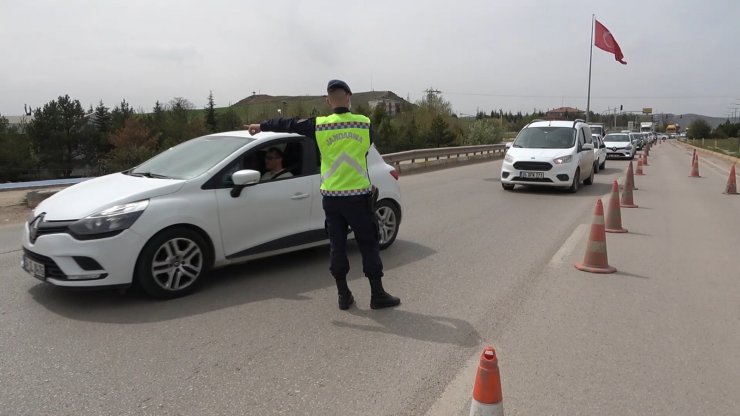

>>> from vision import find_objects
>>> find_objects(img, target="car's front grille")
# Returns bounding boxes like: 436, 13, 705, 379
23, 248, 66, 280
28, 219, 75, 243
36, 222, 72, 237
513, 161, 553, 171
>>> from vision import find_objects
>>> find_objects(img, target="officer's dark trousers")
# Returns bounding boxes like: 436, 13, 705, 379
322, 195, 383, 280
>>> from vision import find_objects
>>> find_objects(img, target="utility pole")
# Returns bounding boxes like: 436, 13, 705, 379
424, 87, 442, 99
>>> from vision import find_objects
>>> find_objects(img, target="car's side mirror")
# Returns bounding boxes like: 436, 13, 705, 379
230, 169, 261, 197
582, 143, 594, 151
505, 142, 513, 149
600, 144, 606, 149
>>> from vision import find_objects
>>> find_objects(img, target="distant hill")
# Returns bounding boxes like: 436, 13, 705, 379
229, 90, 412, 120
659, 113, 730, 130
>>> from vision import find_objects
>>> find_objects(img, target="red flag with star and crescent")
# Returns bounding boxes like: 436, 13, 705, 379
594, 19, 627, 65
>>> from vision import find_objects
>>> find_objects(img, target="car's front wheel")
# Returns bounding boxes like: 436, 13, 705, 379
136, 227, 210, 299
375, 199, 400, 250
600, 158, 606, 170
584, 163, 595, 185
568, 168, 580, 193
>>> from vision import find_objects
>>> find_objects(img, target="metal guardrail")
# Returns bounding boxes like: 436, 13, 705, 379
0, 177, 91, 192
381, 144, 507, 172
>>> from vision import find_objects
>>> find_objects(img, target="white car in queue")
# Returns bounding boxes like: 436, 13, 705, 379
603, 132, 635, 159
592, 134, 607, 172
500, 119, 596, 193
21, 131, 403, 299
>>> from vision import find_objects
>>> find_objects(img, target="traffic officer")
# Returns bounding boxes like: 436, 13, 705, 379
245, 79, 401, 311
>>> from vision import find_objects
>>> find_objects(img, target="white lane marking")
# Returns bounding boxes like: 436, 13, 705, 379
426, 223, 590, 415
548, 223, 589, 267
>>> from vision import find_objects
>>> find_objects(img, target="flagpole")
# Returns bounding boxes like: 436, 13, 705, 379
586, 14, 594, 122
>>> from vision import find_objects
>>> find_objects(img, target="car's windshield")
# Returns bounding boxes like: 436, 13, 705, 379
513, 127, 576, 149
604, 134, 630, 142
129, 135, 254, 179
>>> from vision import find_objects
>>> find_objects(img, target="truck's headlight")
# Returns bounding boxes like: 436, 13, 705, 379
553, 155, 573, 164
69, 200, 149, 238
504, 154, 514, 163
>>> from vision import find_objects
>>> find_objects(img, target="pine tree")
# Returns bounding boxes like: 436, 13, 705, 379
426, 115, 455, 148
205, 91, 217, 132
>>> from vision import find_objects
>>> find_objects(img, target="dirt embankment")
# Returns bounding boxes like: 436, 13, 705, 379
0, 188, 66, 226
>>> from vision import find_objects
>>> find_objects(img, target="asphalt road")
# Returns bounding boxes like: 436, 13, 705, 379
1, 142, 738, 416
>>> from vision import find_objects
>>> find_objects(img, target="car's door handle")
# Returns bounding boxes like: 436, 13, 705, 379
291, 193, 310, 200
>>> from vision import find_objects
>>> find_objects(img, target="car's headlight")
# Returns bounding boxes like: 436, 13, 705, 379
504, 154, 514, 163
553, 155, 573, 164
625, 145, 632, 150
69, 200, 149, 237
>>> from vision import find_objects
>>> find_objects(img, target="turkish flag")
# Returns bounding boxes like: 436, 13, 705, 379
594, 20, 627, 65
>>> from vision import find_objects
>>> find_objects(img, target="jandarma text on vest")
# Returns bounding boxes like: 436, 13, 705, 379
326, 132, 363, 146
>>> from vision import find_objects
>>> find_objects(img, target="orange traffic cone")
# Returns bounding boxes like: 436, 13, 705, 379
689, 155, 701, 177
635, 159, 645, 175
605, 180, 628, 233
470, 346, 503, 416
621, 175, 638, 208
691, 149, 696, 164
642, 152, 649, 166
724, 164, 738, 195
575, 199, 617, 273
625, 161, 638, 191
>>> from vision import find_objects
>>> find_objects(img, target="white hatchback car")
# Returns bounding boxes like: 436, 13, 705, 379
21, 131, 402, 298
603, 132, 635, 159
500, 120, 596, 192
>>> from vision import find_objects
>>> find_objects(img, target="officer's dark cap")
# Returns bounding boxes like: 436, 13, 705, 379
327, 79, 352, 95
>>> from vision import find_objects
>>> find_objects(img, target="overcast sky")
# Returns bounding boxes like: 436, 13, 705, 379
2, 0, 739, 119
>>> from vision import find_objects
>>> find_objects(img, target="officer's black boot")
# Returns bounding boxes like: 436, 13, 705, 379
335, 278, 354, 310
369, 278, 401, 309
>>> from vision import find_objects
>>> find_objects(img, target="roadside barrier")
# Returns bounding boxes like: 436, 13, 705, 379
469, 346, 504, 416
575, 199, 617, 274
724, 164, 738, 195
605, 180, 628, 233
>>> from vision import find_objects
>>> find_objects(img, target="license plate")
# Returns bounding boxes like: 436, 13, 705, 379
520, 171, 544, 179
22, 255, 46, 280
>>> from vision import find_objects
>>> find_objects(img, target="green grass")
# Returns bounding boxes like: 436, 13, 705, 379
687, 137, 740, 157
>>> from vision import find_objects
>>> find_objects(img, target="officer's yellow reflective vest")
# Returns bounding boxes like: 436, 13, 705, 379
315, 113, 372, 195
